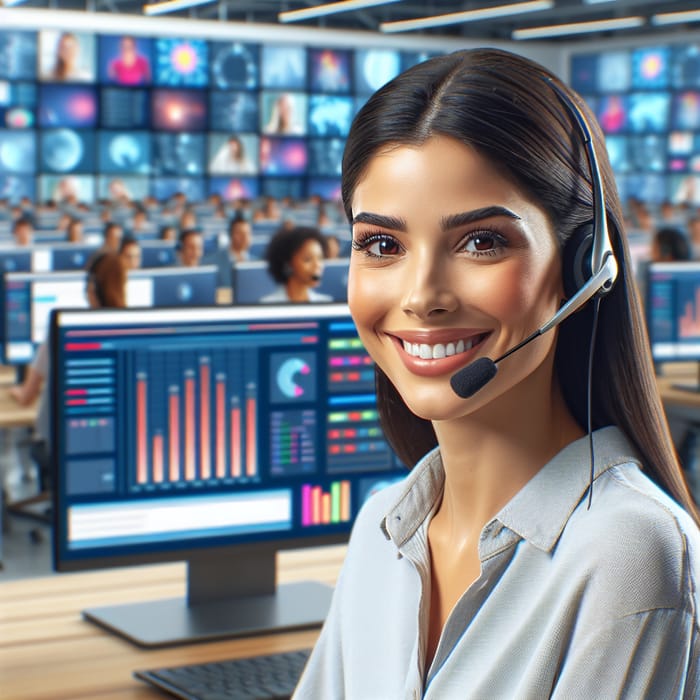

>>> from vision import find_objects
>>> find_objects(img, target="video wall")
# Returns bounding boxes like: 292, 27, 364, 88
0, 29, 442, 204
570, 44, 700, 207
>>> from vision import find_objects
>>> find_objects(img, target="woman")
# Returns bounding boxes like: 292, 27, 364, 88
261, 226, 331, 303
294, 49, 700, 698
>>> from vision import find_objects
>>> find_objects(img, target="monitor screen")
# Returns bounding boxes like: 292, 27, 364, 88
209, 91, 258, 132
151, 89, 207, 131
209, 41, 259, 90
308, 95, 354, 137
97, 130, 152, 174
5, 266, 219, 363
0, 129, 36, 174
38, 84, 98, 128
259, 137, 307, 176
37, 30, 96, 83
0, 80, 37, 129
260, 91, 307, 136
646, 262, 700, 364
154, 38, 209, 87
354, 49, 401, 95
151, 132, 205, 176
671, 91, 700, 131
39, 128, 96, 174
631, 46, 670, 90
208, 176, 260, 201
149, 176, 205, 202
671, 45, 700, 89
51, 303, 404, 647
0, 30, 37, 80
308, 48, 352, 94
100, 88, 150, 129
628, 92, 670, 133
261, 45, 306, 89
596, 51, 631, 92
98, 35, 153, 86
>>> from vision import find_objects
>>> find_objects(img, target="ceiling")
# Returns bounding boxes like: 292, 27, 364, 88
5, 0, 700, 42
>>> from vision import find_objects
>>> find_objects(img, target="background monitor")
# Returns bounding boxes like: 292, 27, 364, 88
98, 35, 153, 86
51, 303, 405, 646
308, 48, 352, 94
39, 128, 96, 174
4, 266, 219, 364
154, 38, 208, 87
316, 258, 349, 302
0, 129, 36, 175
151, 89, 207, 131
209, 41, 259, 91
38, 84, 98, 128
646, 262, 700, 389
0, 31, 37, 81
231, 260, 276, 303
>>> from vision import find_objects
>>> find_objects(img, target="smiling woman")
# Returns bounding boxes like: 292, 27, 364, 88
293, 48, 700, 700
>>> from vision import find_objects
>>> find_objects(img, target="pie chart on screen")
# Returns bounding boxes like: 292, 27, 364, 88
277, 357, 311, 399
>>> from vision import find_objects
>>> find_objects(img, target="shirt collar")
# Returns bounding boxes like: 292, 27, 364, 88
497, 425, 642, 552
381, 426, 642, 553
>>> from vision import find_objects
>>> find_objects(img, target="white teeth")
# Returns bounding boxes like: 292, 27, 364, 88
401, 336, 481, 358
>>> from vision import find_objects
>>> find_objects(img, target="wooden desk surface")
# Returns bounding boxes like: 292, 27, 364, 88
0, 385, 38, 429
0, 545, 346, 700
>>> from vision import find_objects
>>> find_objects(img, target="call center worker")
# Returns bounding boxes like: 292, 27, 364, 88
294, 49, 700, 699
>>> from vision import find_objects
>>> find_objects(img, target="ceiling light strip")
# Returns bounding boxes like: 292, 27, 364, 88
512, 15, 645, 39
651, 9, 700, 26
143, 0, 215, 16
379, 0, 553, 34
279, 0, 402, 24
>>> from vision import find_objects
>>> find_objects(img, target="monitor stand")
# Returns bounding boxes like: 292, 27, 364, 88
82, 545, 333, 648
671, 361, 700, 393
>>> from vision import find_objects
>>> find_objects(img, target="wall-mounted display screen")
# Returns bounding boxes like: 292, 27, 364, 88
151, 89, 207, 131
573, 44, 700, 204
98, 35, 153, 86
39, 128, 96, 173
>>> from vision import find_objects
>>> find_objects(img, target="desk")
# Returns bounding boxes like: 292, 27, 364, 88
0, 544, 346, 700
0, 385, 38, 429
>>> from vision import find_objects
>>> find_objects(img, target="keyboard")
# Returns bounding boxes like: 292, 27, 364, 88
133, 648, 312, 700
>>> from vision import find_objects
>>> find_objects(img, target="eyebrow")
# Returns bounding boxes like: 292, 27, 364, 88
351, 206, 521, 233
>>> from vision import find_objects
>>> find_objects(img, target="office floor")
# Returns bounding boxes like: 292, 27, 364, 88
1, 434, 53, 581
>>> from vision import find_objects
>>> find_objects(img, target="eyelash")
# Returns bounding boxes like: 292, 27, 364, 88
351, 229, 509, 259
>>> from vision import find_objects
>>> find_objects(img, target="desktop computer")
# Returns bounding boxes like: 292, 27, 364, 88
51, 303, 405, 647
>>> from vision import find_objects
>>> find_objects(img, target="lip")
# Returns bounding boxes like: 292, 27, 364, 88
388, 329, 491, 378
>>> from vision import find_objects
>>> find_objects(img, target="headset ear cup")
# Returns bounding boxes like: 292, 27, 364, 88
563, 221, 594, 298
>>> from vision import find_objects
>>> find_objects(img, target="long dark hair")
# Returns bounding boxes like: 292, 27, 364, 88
342, 48, 698, 522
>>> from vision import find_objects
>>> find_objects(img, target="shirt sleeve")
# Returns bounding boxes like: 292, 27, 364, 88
552, 607, 699, 699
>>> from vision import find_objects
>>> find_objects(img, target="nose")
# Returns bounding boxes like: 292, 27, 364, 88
400, 253, 459, 319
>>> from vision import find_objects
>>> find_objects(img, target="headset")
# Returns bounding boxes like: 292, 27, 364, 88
450, 76, 619, 399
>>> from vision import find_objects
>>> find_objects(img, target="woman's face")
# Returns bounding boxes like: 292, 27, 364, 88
348, 136, 563, 422
288, 239, 325, 288
58, 35, 79, 63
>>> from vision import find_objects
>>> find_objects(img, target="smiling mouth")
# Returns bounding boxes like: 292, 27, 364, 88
399, 333, 489, 360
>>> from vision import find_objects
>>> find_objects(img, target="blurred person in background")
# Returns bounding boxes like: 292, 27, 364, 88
178, 228, 204, 267
228, 214, 253, 263
261, 226, 331, 303
12, 216, 34, 246
102, 221, 124, 252
120, 235, 142, 270
66, 218, 84, 243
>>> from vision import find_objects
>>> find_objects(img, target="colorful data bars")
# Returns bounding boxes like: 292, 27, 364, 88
301, 480, 351, 526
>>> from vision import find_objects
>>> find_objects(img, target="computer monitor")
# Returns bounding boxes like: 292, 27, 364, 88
46, 243, 100, 271
316, 258, 349, 302
231, 260, 277, 303
51, 303, 404, 647
0, 248, 32, 274
139, 241, 177, 268
3, 266, 219, 364
646, 262, 700, 390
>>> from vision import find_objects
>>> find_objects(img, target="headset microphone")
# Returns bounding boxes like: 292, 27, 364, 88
450, 77, 618, 400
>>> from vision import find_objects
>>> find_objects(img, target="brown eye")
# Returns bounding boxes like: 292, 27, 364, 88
369, 237, 401, 256
462, 230, 508, 257
470, 235, 495, 251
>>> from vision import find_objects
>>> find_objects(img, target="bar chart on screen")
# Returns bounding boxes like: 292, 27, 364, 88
131, 347, 260, 491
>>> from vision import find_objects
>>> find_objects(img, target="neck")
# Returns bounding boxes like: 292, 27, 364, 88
285, 278, 311, 302
432, 360, 583, 537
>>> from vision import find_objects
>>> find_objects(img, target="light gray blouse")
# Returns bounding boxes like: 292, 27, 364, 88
293, 426, 700, 699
